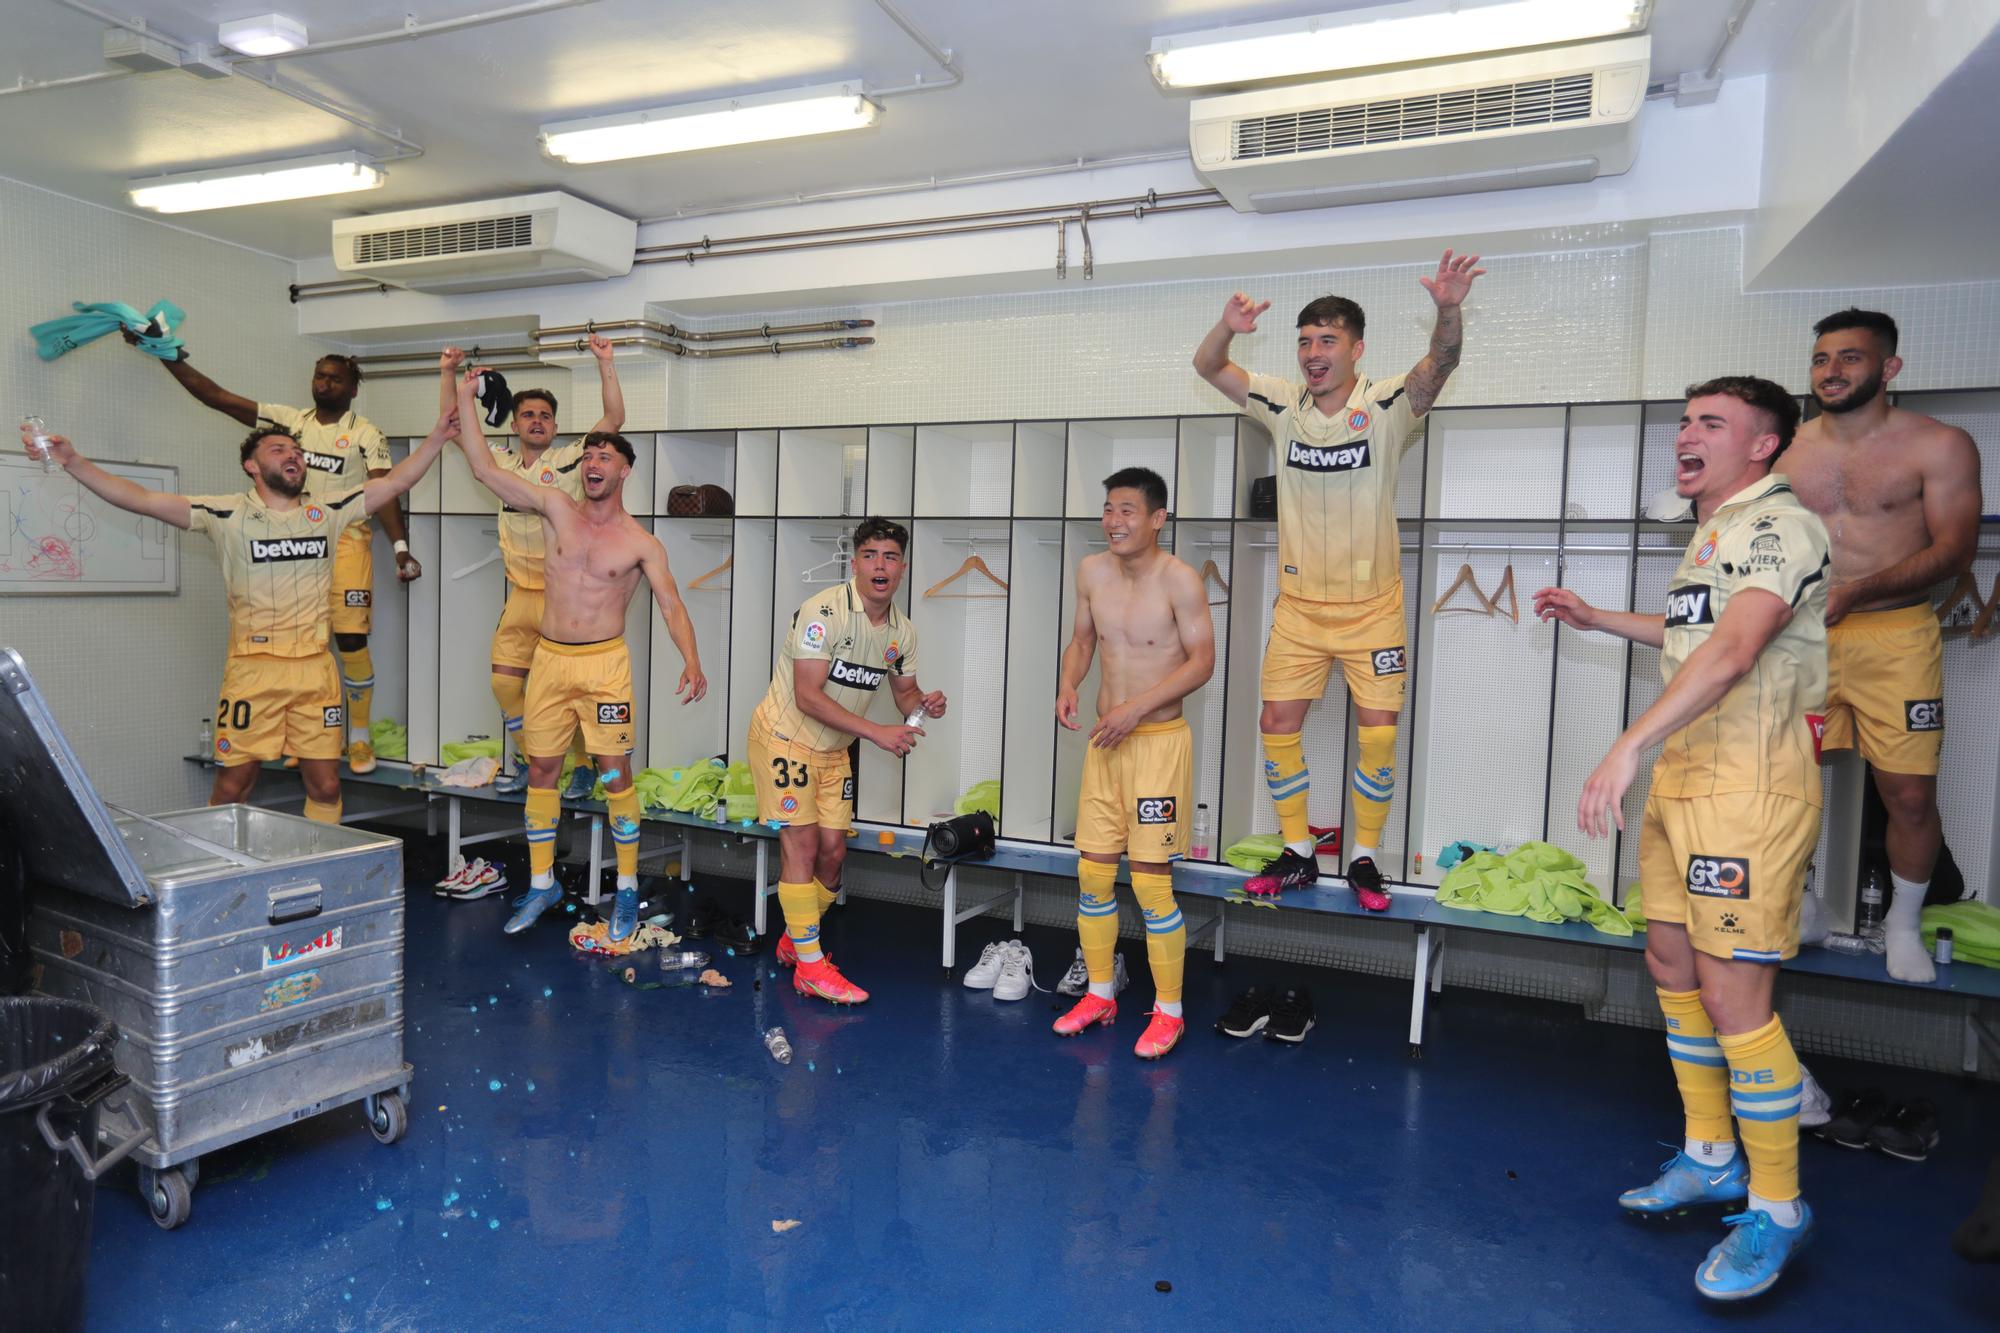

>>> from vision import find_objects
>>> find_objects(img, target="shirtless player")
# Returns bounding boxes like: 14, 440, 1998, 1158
452, 369, 705, 942
1783, 309, 1982, 982
1052, 468, 1217, 1059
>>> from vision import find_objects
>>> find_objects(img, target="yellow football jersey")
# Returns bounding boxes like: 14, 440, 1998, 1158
1651, 473, 1830, 803
256, 403, 389, 535
1241, 371, 1423, 604
187, 488, 370, 658
751, 579, 918, 753
490, 439, 587, 590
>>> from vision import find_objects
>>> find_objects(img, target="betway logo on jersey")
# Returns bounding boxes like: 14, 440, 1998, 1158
1663, 584, 1714, 627
1286, 439, 1371, 473
302, 449, 345, 474
249, 536, 329, 563
828, 658, 886, 691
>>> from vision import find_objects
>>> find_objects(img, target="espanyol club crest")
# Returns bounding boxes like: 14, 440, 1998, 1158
780, 796, 798, 814
305, 505, 325, 522
540, 470, 555, 485
1348, 409, 1370, 432
1695, 533, 1717, 566
884, 641, 900, 664
217, 737, 232, 753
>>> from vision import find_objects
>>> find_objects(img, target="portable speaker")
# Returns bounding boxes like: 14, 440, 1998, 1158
1249, 475, 1277, 519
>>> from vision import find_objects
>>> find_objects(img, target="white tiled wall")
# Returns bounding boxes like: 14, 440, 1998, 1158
1, 178, 320, 811
669, 227, 2000, 428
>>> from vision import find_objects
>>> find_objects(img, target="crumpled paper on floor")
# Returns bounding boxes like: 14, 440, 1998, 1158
568, 921, 681, 955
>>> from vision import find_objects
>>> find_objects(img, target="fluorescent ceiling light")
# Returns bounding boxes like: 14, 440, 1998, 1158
540, 82, 879, 165
217, 13, 309, 57
1149, 0, 1652, 89
129, 151, 384, 214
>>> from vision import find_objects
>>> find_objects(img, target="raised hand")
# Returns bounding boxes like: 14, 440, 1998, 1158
439, 346, 465, 372
589, 332, 614, 361
1222, 292, 1271, 334
1418, 249, 1485, 309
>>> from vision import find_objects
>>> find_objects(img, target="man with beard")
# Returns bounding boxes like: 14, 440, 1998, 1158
1784, 309, 1982, 982
452, 369, 707, 942
128, 342, 416, 776
21, 412, 456, 818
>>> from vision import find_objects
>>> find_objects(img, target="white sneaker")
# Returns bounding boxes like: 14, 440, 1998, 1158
992, 943, 1045, 1002
1797, 1062, 1833, 1129
449, 860, 507, 901
433, 858, 472, 895
963, 941, 1010, 990
1055, 949, 1130, 996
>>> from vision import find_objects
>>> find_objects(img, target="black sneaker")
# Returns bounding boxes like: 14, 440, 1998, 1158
1264, 987, 1317, 1043
1245, 848, 1319, 897
1215, 986, 1273, 1038
1346, 856, 1390, 911
1868, 1100, 1941, 1161
1819, 1087, 1891, 1148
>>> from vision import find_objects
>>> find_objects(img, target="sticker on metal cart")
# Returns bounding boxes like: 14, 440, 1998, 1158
260, 968, 323, 1011
225, 997, 388, 1069
262, 925, 343, 971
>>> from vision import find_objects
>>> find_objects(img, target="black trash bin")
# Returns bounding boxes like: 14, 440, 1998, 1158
0, 996, 124, 1333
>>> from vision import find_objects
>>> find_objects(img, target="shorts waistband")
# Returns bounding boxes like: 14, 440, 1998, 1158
1129, 719, 1191, 737
1278, 578, 1405, 610
536, 635, 625, 657
1833, 602, 1936, 630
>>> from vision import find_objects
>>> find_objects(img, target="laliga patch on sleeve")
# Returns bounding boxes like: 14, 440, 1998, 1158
801, 621, 828, 651
344, 589, 371, 607
1905, 699, 1943, 732
1686, 855, 1749, 899
597, 702, 632, 725
1370, 647, 1406, 676
1136, 797, 1177, 825
322, 705, 344, 728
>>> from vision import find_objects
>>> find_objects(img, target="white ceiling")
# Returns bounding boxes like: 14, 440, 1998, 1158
0, 0, 1810, 260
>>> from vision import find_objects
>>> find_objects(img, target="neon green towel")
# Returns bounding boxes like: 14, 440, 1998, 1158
441, 737, 502, 765
1437, 840, 1631, 937
722, 763, 756, 822
955, 780, 1000, 818
369, 717, 408, 761
1224, 834, 1286, 873
1922, 900, 2000, 970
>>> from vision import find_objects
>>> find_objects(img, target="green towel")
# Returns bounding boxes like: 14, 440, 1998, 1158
1922, 900, 2000, 970
722, 763, 756, 822
369, 717, 408, 761
1437, 840, 1631, 937
1224, 833, 1286, 873
955, 780, 1000, 818
441, 737, 502, 765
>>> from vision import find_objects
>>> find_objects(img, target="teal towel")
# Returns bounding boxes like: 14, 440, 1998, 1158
31, 299, 185, 362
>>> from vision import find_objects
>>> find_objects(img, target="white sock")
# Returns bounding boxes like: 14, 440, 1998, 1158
349, 720, 368, 744
1351, 844, 1378, 863
1749, 1190, 1805, 1229
1156, 999, 1183, 1018
1285, 839, 1315, 858
1088, 981, 1116, 1000
530, 871, 555, 892
1686, 1137, 1737, 1166
1884, 872, 1936, 982
616, 873, 637, 894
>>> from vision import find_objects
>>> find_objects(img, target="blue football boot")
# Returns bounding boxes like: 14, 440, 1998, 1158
608, 884, 639, 943
1618, 1149, 1749, 1216
1696, 1204, 1814, 1301
503, 884, 565, 935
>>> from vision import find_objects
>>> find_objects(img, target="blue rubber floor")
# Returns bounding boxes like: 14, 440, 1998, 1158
89, 827, 2000, 1330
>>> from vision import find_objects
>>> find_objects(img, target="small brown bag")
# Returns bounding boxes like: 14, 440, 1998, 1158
667, 484, 734, 516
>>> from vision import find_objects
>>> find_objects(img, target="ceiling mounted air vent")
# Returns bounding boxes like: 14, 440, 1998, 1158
1232, 72, 1596, 160
348, 214, 537, 264
332, 192, 636, 294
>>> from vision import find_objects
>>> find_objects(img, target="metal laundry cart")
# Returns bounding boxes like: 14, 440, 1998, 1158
0, 648, 412, 1229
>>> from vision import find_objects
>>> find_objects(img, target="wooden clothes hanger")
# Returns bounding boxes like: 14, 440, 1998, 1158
1200, 558, 1231, 606
1489, 564, 1520, 624
688, 554, 731, 591
924, 554, 1009, 599
1431, 563, 1494, 617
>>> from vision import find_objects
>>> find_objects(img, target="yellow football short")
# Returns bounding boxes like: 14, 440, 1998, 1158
212, 653, 344, 766
1261, 583, 1408, 712
1822, 602, 1943, 776
327, 526, 374, 636
522, 636, 635, 760
1638, 791, 1821, 963
747, 719, 854, 830
491, 585, 545, 670
1073, 718, 1192, 863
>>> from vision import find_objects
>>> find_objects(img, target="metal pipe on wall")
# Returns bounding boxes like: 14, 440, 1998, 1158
354, 333, 874, 377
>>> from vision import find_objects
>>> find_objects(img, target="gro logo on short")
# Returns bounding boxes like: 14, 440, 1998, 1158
1686, 855, 1750, 899
344, 589, 371, 607
597, 702, 631, 725
1371, 647, 1406, 676
1905, 699, 1943, 732
840, 776, 856, 803
1136, 797, 1177, 825
322, 706, 344, 728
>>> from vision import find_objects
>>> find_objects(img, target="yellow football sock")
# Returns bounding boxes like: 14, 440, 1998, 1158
1076, 858, 1120, 986
815, 878, 839, 913
1261, 730, 1311, 847
1658, 988, 1733, 1143
491, 673, 527, 766
607, 785, 642, 882
303, 796, 342, 825
1351, 724, 1397, 850
525, 786, 561, 887
337, 645, 373, 734
1720, 1015, 1803, 1203
1131, 869, 1185, 1005
778, 880, 823, 961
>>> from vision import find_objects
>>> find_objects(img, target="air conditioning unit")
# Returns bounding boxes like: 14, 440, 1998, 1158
1189, 34, 1650, 214
331, 191, 636, 294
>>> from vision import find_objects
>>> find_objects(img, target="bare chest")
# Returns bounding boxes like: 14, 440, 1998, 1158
1094, 586, 1178, 650
1787, 436, 1924, 520
549, 522, 642, 584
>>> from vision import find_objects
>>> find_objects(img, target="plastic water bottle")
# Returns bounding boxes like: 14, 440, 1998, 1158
1189, 803, 1210, 860
904, 707, 927, 728
21, 416, 58, 473
763, 1026, 793, 1065
199, 717, 213, 758
657, 949, 709, 973
1858, 865, 1885, 931
1822, 933, 1875, 957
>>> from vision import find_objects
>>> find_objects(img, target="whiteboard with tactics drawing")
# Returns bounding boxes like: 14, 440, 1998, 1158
0, 455, 179, 594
